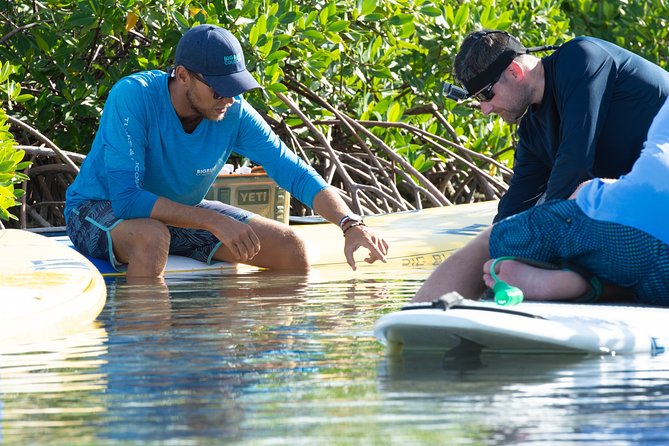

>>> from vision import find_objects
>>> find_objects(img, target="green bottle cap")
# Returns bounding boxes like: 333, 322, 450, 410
493, 280, 524, 305
490, 256, 524, 306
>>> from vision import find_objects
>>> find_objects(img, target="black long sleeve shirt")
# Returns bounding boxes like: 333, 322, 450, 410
496, 36, 669, 222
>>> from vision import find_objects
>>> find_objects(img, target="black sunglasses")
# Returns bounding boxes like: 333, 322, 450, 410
473, 73, 501, 102
188, 71, 225, 100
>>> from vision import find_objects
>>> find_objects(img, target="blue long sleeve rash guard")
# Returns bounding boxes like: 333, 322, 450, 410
577, 98, 669, 246
496, 37, 669, 222
65, 70, 327, 221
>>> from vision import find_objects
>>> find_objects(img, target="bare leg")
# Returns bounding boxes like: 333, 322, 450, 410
412, 227, 492, 302
212, 215, 310, 271
482, 258, 588, 301
111, 218, 171, 277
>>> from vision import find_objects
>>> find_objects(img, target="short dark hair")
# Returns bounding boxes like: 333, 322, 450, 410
454, 30, 526, 91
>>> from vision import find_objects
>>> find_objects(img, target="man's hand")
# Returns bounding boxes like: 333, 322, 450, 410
310, 187, 390, 270
343, 225, 388, 270
211, 216, 261, 261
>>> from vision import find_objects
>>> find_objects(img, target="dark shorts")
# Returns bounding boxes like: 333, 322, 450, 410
489, 200, 669, 305
66, 200, 254, 271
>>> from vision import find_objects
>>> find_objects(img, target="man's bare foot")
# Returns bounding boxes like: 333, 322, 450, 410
483, 258, 589, 301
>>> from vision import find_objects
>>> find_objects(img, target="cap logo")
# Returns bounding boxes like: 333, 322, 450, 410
224, 54, 241, 65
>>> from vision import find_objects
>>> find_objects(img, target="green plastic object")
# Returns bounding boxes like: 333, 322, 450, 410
490, 256, 524, 306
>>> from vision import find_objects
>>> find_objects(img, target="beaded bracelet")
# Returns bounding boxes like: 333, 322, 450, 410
342, 221, 366, 236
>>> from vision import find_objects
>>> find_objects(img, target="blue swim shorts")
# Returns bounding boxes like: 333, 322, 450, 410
66, 199, 254, 271
489, 199, 669, 305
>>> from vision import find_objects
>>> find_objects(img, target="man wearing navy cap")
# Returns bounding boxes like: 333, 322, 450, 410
453, 30, 669, 222
65, 24, 388, 277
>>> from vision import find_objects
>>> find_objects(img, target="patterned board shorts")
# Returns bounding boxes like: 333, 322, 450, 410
66, 200, 254, 271
489, 199, 669, 305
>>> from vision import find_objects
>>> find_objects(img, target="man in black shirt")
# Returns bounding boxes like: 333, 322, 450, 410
454, 30, 669, 221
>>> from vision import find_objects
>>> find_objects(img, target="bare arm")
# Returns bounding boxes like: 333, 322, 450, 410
150, 197, 261, 262
311, 187, 389, 270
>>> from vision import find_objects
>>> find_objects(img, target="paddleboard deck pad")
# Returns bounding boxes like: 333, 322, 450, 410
374, 293, 669, 356
0, 229, 106, 346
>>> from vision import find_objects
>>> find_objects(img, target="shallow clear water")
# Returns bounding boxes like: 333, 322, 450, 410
2, 267, 669, 445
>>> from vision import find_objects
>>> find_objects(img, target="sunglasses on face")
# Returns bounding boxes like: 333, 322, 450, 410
188, 71, 225, 100
473, 74, 501, 102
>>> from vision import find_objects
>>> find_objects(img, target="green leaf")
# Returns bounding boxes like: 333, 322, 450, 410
444, 4, 455, 25
319, 7, 329, 26
495, 11, 514, 30
255, 14, 268, 38
0, 206, 10, 222
399, 21, 415, 39
33, 34, 51, 54
325, 31, 342, 44
360, 0, 377, 16
420, 6, 442, 17
370, 65, 393, 79
387, 102, 402, 122
11, 149, 25, 163
14, 93, 33, 103
258, 35, 274, 58
279, 11, 299, 24
454, 3, 469, 30
303, 10, 319, 28
327, 20, 349, 32
249, 23, 260, 46
301, 29, 325, 41
353, 67, 367, 83
389, 13, 414, 26
67, 12, 97, 27
267, 83, 288, 92
480, 6, 496, 29
266, 50, 290, 62
413, 154, 435, 172
363, 12, 385, 21
0, 62, 10, 83
0, 160, 14, 171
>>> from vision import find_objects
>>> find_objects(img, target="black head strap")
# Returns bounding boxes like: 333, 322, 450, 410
463, 49, 518, 94
461, 30, 527, 96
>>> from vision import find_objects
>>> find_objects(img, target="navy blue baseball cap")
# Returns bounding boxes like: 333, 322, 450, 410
175, 24, 261, 97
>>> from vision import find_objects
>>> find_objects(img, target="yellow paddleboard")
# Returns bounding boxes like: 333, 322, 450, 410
0, 229, 107, 346
296, 200, 496, 268
54, 200, 497, 276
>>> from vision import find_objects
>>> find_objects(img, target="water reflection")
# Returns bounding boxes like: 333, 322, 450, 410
100, 272, 308, 442
96, 269, 416, 444
0, 323, 108, 444
378, 352, 669, 444
1, 268, 669, 445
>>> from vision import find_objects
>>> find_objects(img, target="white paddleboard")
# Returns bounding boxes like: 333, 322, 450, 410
55, 200, 497, 277
0, 229, 107, 346
374, 297, 669, 356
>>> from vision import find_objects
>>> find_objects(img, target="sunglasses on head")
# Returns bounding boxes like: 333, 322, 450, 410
188, 70, 225, 100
